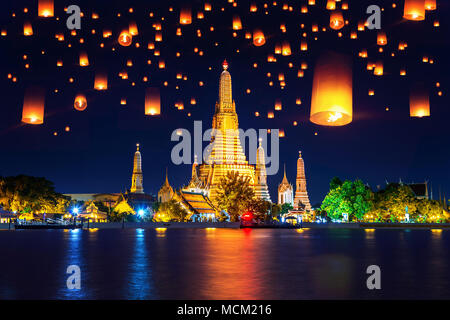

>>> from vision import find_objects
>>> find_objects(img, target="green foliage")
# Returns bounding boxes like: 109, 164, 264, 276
0, 175, 70, 214
270, 203, 281, 218
280, 203, 293, 214
330, 177, 343, 190
321, 179, 373, 222
155, 199, 189, 222
215, 171, 255, 221
371, 183, 417, 222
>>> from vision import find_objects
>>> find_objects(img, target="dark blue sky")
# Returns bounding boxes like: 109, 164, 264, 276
0, 0, 449, 205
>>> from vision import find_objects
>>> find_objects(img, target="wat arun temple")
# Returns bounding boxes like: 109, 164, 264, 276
158, 61, 312, 221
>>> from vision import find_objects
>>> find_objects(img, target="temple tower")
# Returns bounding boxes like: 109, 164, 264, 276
158, 168, 174, 202
198, 60, 256, 201
278, 165, 294, 206
254, 138, 271, 201
293, 151, 311, 210
130, 143, 144, 194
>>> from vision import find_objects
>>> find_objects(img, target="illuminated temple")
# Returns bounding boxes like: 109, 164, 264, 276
158, 61, 271, 219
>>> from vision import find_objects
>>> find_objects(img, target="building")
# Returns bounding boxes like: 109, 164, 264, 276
196, 60, 263, 201
293, 151, 312, 211
254, 138, 271, 202
130, 143, 144, 194
158, 60, 272, 217
278, 165, 294, 206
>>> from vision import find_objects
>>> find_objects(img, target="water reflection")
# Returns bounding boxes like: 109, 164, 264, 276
58, 229, 86, 299
126, 229, 153, 299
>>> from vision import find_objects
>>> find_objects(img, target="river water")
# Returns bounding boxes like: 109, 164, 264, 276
0, 228, 448, 299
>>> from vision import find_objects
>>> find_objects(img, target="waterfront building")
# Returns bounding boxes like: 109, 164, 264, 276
130, 143, 144, 194
254, 138, 272, 202
293, 151, 312, 211
158, 169, 175, 202
197, 60, 258, 201
278, 165, 294, 206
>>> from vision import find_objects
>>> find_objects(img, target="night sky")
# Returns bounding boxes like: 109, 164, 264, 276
0, 0, 449, 205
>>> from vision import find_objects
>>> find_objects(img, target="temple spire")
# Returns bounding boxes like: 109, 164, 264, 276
130, 143, 144, 194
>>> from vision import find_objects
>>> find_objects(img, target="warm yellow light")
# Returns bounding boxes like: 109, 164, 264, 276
403, 0, 426, 21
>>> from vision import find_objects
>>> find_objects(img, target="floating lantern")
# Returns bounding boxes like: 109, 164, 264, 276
301, 41, 308, 51
310, 52, 352, 126
368, 89, 375, 96
374, 61, 384, 76
94, 72, 108, 90
118, 30, 132, 46
233, 16, 242, 30
281, 41, 291, 56
267, 111, 274, 119
74, 94, 87, 111
253, 29, 265, 46
22, 86, 45, 124
79, 51, 89, 66
129, 21, 139, 35
275, 100, 282, 110
403, 0, 426, 21
326, 0, 336, 10
38, 0, 54, 17
425, 0, 436, 11
145, 88, 161, 115
155, 31, 162, 42
180, 7, 192, 24
23, 22, 33, 36
330, 11, 344, 30
158, 60, 165, 69
204, 3, 211, 11
377, 32, 387, 45
250, 3, 257, 12
410, 83, 430, 117
121, 98, 127, 105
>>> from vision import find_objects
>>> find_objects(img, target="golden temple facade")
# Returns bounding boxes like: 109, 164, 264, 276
197, 60, 258, 201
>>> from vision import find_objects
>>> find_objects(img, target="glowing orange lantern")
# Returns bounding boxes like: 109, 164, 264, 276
23, 22, 33, 36
118, 30, 132, 46
180, 7, 192, 24
403, 0, 425, 21
301, 41, 308, 51
129, 21, 139, 35
410, 83, 430, 117
22, 86, 45, 124
94, 72, 108, 90
374, 61, 384, 76
281, 41, 291, 56
233, 16, 242, 30
253, 29, 265, 46
275, 100, 282, 110
330, 11, 344, 30
74, 94, 87, 111
425, 0, 436, 10
79, 51, 89, 67
310, 52, 352, 126
326, 0, 336, 10
377, 32, 387, 45
38, 0, 54, 17
145, 88, 161, 115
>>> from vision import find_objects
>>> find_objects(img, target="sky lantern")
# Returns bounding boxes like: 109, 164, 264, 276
275, 100, 282, 110
233, 16, 242, 30
326, 0, 336, 10
74, 94, 87, 111
377, 32, 387, 45
38, 0, 54, 17
94, 71, 108, 90
155, 31, 163, 42
129, 21, 139, 35
204, 3, 211, 11
410, 83, 430, 117
23, 22, 33, 36
22, 86, 45, 125
253, 29, 265, 46
403, 0, 426, 21
374, 61, 384, 76
281, 41, 291, 56
425, 0, 436, 10
310, 52, 352, 126
330, 10, 344, 30
300, 41, 308, 51
145, 88, 161, 116
180, 7, 192, 24
118, 30, 132, 46
79, 51, 89, 66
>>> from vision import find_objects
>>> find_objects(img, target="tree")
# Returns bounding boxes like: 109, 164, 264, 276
321, 179, 373, 222
371, 183, 417, 222
215, 171, 255, 221
280, 203, 293, 214
0, 175, 69, 215
330, 177, 343, 190
154, 200, 189, 222
248, 199, 272, 221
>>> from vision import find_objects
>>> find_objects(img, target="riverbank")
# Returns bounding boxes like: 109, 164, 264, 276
1, 221, 450, 230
